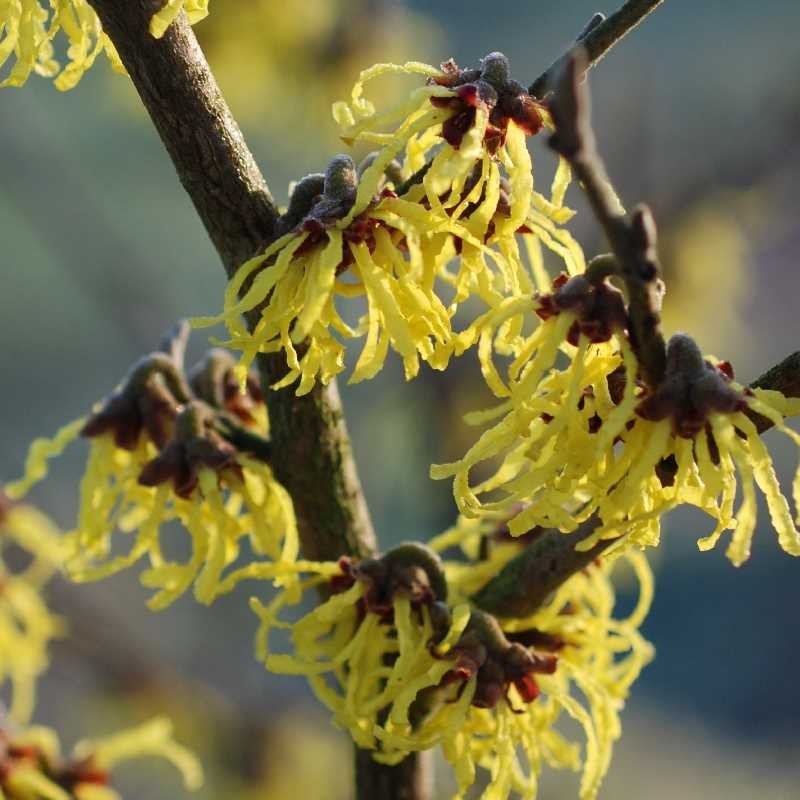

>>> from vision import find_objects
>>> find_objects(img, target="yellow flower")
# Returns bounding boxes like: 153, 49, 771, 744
575, 333, 800, 564
0, 716, 202, 799
437, 550, 653, 800
194, 154, 461, 393
0, 0, 208, 90
195, 54, 586, 394
439, 329, 800, 565
7, 344, 298, 609
0, 493, 64, 723
428, 527, 653, 800
250, 543, 653, 800
432, 270, 637, 534
249, 545, 462, 762
333, 54, 577, 311
1, 0, 57, 86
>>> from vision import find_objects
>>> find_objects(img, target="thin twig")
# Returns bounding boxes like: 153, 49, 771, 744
549, 48, 667, 389
529, 0, 666, 99
215, 418, 273, 463
158, 319, 191, 367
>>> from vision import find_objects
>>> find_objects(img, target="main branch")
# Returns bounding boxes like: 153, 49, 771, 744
85, 0, 393, 793
86, 0, 278, 269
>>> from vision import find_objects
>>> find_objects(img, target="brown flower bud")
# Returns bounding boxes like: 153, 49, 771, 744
81, 353, 192, 449
138, 402, 241, 498
636, 334, 747, 438
188, 349, 263, 425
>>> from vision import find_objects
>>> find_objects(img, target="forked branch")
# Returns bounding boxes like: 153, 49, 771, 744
548, 48, 667, 389
476, 39, 799, 621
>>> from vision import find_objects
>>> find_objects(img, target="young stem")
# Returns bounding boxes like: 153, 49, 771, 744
355, 750, 431, 800
529, 0, 667, 98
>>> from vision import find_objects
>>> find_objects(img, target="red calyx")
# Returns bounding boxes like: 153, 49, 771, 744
439, 611, 561, 712
429, 56, 545, 151
536, 273, 628, 345
513, 674, 541, 703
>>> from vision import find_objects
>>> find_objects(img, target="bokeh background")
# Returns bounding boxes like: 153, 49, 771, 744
2, 0, 800, 797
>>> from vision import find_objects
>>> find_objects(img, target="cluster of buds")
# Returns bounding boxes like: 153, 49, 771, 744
194, 150, 456, 391
332, 542, 449, 617
275, 155, 358, 237
137, 401, 242, 499
435, 609, 558, 709
80, 352, 191, 449
635, 334, 745, 438
188, 347, 264, 425
8, 326, 298, 610
431, 52, 546, 151
76, 323, 270, 501
536, 268, 629, 345
275, 154, 401, 276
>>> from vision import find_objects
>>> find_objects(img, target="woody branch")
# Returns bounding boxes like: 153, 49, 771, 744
84, 0, 391, 794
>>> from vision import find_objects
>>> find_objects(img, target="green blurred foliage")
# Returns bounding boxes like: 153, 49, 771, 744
197, 0, 442, 170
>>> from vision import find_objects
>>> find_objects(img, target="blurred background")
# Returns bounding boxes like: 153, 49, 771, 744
2, 0, 800, 797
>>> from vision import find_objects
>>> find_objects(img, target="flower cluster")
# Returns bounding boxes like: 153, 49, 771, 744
431, 269, 638, 533
249, 542, 652, 799
7, 329, 298, 609
0, 0, 209, 90
592, 335, 800, 564
194, 52, 581, 393
0, 716, 202, 799
435, 311, 800, 564
8, 32, 800, 800
194, 154, 456, 392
